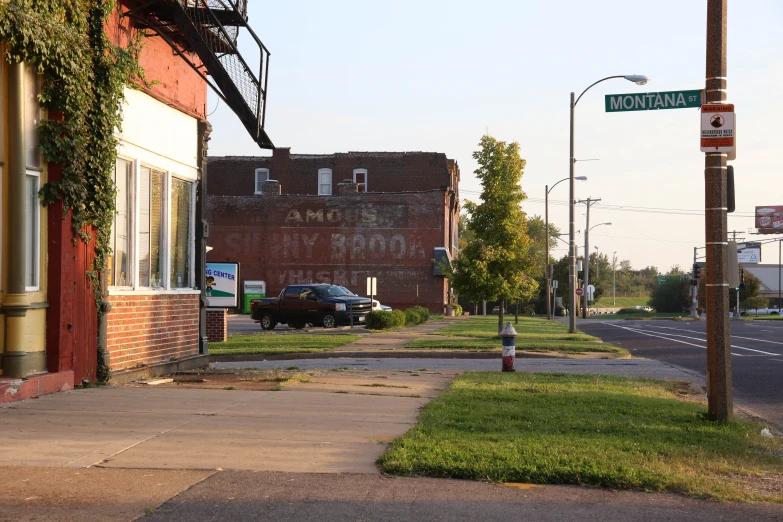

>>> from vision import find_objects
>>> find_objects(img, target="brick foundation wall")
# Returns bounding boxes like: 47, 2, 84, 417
206, 308, 228, 343
106, 293, 200, 371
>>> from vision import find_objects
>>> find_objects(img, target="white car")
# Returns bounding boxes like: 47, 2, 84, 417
371, 299, 392, 312
743, 307, 780, 316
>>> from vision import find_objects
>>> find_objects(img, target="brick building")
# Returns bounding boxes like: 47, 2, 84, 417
207, 148, 460, 312
1, 0, 272, 400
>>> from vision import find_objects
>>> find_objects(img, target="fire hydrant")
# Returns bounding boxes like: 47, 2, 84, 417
500, 322, 517, 372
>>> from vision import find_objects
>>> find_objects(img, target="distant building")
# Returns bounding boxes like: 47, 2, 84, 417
207, 148, 460, 312
742, 264, 782, 308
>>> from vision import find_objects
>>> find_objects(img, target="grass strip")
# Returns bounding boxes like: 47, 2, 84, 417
435, 316, 598, 341
378, 372, 783, 503
404, 337, 627, 355
210, 333, 361, 356
594, 296, 651, 308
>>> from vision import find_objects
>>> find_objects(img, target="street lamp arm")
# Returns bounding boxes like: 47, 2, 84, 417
589, 222, 612, 232
574, 76, 626, 107
548, 177, 570, 194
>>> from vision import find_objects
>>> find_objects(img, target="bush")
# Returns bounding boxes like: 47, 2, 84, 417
404, 309, 423, 325
409, 306, 430, 322
392, 309, 407, 326
367, 310, 397, 330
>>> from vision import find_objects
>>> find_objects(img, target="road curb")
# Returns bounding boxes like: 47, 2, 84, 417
208, 350, 572, 363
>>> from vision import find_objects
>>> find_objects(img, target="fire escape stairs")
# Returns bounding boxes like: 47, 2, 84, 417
123, 0, 273, 149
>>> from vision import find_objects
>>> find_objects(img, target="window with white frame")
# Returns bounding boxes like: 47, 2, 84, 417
25, 171, 40, 291
170, 178, 193, 288
318, 168, 332, 195
255, 168, 269, 194
24, 64, 42, 291
109, 162, 196, 291
108, 158, 132, 287
139, 166, 165, 288
24, 64, 41, 170
353, 168, 367, 192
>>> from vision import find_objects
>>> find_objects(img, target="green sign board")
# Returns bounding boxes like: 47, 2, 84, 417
605, 90, 702, 112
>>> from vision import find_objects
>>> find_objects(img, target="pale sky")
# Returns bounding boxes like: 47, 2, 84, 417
207, 0, 783, 272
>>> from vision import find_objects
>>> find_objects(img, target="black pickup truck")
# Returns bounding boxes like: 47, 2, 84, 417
250, 284, 372, 329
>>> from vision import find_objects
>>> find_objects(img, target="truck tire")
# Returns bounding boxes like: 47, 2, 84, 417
321, 314, 336, 329
260, 314, 277, 331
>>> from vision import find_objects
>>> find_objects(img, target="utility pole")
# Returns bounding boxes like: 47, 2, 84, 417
577, 197, 601, 318
612, 252, 617, 306
545, 184, 552, 320
704, 0, 732, 421
728, 230, 744, 243
691, 246, 699, 318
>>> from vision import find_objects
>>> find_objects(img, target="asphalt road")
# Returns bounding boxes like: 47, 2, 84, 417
577, 318, 783, 429
139, 471, 783, 522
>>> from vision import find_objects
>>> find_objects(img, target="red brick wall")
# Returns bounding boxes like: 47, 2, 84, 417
207, 190, 457, 312
106, 294, 200, 371
206, 309, 228, 343
208, 149, 460, 197
107, 6, 207, 120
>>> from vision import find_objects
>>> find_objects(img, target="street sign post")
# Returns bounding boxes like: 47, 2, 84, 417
605, 89, 702, 112
700, 103, 735, 152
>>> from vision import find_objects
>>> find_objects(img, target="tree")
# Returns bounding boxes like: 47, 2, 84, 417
649, 276, 690, 313
446, 135, 538, 332
526, 214, 560, 279
730, 271, 761, 304
742, 296, 769, 315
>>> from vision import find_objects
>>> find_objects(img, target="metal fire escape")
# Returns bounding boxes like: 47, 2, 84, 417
123, 0, 273, 149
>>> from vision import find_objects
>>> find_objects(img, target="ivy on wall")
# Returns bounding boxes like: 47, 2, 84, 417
0, 0, 146, 382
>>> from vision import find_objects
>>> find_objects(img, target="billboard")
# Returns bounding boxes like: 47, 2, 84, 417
738, 242, 761, 264
755, 206, 783, 234
205, 262, 239, 307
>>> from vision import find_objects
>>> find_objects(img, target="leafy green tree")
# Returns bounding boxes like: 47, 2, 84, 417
730, 271, 761, 304
649, 277, 690, 313
667, 265, 685, 276
742, 296, 769, 315
526, 215, 561, 279
446, 135, 538, 332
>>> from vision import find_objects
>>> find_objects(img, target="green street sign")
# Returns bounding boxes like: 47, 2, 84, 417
605, 90, 702, 112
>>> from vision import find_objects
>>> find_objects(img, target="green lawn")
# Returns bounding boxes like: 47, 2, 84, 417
752, 315, 783, 321
409, 316, 626, 355
378, 372, 783, 503
210, 333, 362, 356
594, 296, 650, 308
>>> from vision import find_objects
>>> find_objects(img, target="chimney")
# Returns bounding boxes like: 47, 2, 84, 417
337, 179, 359, 196
263, 179, 281, 195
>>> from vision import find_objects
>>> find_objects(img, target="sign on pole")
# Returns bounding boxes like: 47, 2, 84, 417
575, 288, 584, 296
586, 284, 595, 301
205, 262, 239, 307
700, 104, 735, 152
366, 277, 377, 296
605, 90, 702, 112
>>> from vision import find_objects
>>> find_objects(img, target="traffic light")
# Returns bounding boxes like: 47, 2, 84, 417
727, 165, 735, 213
739, 268, 745, 290
692, 264, 701, 286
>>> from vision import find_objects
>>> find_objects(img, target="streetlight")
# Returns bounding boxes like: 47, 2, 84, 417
612, 251, 617, 306
568, 74, 649, 332
583, 222, 611, 318
546, 176, 586, 320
